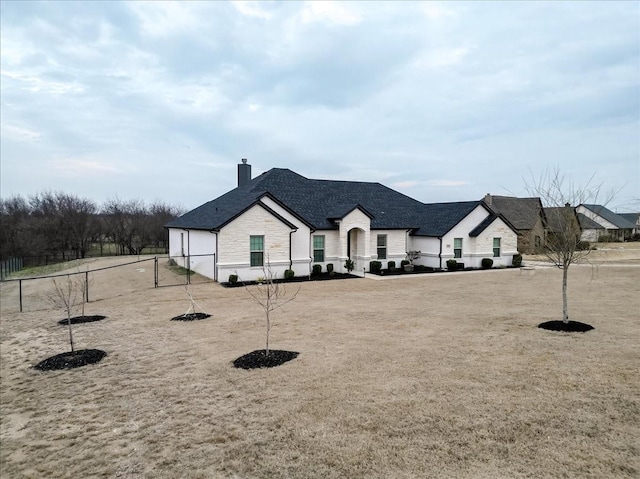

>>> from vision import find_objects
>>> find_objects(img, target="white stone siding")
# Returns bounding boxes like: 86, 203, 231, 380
409, 236, 443, 269
370, 230, 408, 266
218, 204, 294, 282
311, 230, 341, 273
167, 228, 217, 279
336, 208, 371, 273
470, 219, 518, 267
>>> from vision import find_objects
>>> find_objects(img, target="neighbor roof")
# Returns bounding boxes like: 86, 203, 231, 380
483, 195, 543, 230
577, 213, 605, 230
580, 204, 636, 229
618, 213, 640, 227
166, 168, 500, 236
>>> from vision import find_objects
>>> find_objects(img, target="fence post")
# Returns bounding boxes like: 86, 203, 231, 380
85, 271, 90, 302
19, 279, 23, 313
154, 256, 158, 288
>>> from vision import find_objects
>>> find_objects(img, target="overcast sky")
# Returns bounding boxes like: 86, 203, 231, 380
1, 1, 638, 212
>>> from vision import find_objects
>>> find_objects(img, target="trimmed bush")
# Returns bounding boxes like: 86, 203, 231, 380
387, 261, 396, 270
400, 259, 410, 268
312, 264, 322, 275
512, 254, 523, 267
228, 274, 238, 284
326, 263, 334, 275
369, 261, 382, 274
576, 241, 591, 251
284, 269, 295, 280
481, 258, 493, 269
446, 259, 457, 271
597, 234, 614, 243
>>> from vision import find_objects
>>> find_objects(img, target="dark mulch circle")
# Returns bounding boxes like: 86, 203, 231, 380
171, 312, 212, 321
58, 315, 107, 325
233, 349, 299, 369
538, 320, 594, 332
33, 349, 107, 371
223, 273, 358, 288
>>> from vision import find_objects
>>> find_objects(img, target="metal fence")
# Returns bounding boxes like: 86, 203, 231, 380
0, 254, 215, 313
0, 257, 23, 281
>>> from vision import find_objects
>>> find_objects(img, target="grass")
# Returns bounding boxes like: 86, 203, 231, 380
0, 254, 638, 478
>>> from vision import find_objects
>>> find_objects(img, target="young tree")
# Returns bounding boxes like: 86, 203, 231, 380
48, 276, 83, 353
526, 168, 610, 324
243, 258, 299, 355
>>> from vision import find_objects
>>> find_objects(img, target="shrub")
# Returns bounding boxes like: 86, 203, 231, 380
228, 274, 238, 284
481, 258, 493, 269
312, 264, 322, 275
416, 264, 427, 272
387, 261, 396, 270
344, 259, 354, 273
576, 241, 591, 251
446, 259, 457, 271
400, 260, 410, 268
284, 269, 295, 280
326, 263, 334, 275
369, 261, 382, 274
512, 254, 523, 267
597, 234, 613, 243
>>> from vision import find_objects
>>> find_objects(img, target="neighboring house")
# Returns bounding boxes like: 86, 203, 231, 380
576, 204, 636, 241
577, 213, 605, 242
544, 206, 583, 247
166, 161, 519, 282
483, 194, 546, 254
618, 213, 640, 237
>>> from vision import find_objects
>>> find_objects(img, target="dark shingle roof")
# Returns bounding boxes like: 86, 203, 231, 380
619, 213, 639, 226
484, 195, 542, 230
167, 168, 495, 236
577, 213, 605, 230
580, 204, 636, 229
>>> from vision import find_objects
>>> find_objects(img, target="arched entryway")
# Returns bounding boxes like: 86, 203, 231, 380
347, 227, 366, 273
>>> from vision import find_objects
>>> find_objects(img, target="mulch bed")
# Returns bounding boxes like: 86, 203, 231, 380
33, 349, 108, 371
538, 320, 594, 332
223, 273, 358, 288
58, 315, 106, 325
233, 349, 299, 369
171, 313, 211, 321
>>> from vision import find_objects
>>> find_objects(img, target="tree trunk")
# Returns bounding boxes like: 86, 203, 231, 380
67, 316, 75, 353
265, 310, 270, 356
562, 265, 569, 323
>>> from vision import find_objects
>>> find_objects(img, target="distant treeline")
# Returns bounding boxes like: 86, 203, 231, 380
0, 192, 183, 265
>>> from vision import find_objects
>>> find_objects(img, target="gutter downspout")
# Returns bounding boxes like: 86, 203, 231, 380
438, 236, 443, 270
289, 230, 295, 270
211, 230, 218, 282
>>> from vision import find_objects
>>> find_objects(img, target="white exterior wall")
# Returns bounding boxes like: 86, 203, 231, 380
469, 218, 518, 267
218, 204, 294, 282
311, 230, 340, 273
576, 206, 617, 229
336, 208, 371, 273
370, 230, 408, 267
259, 197, 311, 276
409, 236, 443, 269
167, 228, 217, 279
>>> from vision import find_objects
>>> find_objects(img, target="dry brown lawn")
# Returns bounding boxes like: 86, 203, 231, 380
1, 245, 639, 478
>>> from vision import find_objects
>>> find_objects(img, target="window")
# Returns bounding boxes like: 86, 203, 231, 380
493, 238, 501, 257
250, 235, 264, 267
454, 238, 462, 258
313, 235, 325, 262
377, 234, 387, 260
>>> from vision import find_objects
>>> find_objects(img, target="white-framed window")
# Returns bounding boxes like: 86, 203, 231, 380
377, 234, 387, 260
454, 238, 462, 258
250, 235, 264, 267
493, 237, 501, 257
313, 235, 325, 262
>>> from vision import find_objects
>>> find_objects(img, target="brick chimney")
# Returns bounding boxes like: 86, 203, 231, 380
484, 193, 492, 206
237, 158, 251, 187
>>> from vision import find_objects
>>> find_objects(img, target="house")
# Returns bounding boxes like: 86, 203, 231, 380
575, 204, 636, 241
482, 194, 546, 253
618, 213, 640, 237
544, 206, 583, 248
166, 160, 519, 282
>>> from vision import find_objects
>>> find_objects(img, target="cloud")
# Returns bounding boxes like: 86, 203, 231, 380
1, 123, 42, 141
426, 180, 470, 187
48, 158, 123, 177
233, 1, 272, 20
301, 1, 362, 26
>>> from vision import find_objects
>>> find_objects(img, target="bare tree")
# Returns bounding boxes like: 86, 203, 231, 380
48, 276, 83, 352
243, 258, 300, 355
525, 167, 611, 324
